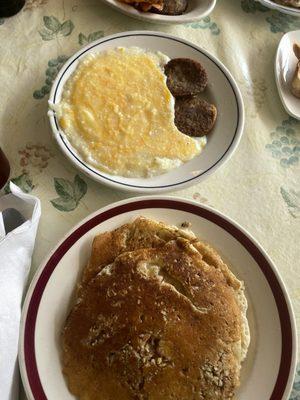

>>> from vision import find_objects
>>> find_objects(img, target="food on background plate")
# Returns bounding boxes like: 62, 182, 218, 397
146, 0, 188, 15
53, 47, 215, 178
273, 0, 300, 7
118, 0, 188, 15
120, 0, 163, 12
291, 43, 300, 98
62, 217, 250, 400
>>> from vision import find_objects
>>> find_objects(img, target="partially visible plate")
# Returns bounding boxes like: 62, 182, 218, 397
19, 197, 297, 400
100, 0, 216, 24
275, 30, 300, 120
48, 31, 244, 193
258, 0, 300, 17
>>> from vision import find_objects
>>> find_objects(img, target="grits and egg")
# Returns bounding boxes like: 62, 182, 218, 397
54, 47, 206, 178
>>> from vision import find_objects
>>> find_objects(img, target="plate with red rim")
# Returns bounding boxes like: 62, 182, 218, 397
19, 197, 297, 400
100, 0, 217, 24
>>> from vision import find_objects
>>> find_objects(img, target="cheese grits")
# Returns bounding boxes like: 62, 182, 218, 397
54, 47, 206, 178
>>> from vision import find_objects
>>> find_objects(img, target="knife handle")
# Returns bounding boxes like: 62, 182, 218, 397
0, 147, 10, 190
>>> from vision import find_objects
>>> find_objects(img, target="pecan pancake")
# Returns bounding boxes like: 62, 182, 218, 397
62, 238, 249, 400
78, 217, 197, 293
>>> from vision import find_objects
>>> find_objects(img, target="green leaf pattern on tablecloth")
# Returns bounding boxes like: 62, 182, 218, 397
39, 15, 74, 40
186, 17, 220, 35
73, 175, 87, 203
251, 78, 267, 108
266, 12, 300, 33
33, 55, 69, 99
281, 187, 300, 218
240, 77, 268, 113
0, 18, 4, 25
241, 0, 269, 13
290, 363, 300, 399
4, 173, 34, 194
265, 117, 300, 168
78, 31, 104, 45
241, 0, 300, 32
51, 175, 87, 212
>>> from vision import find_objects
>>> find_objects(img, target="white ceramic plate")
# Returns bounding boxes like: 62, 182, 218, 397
100, 0, 216, 24
48, 31, 244, 193
258, 0, 300, 16
19, 197, 296, 400
275, 30, 300, 120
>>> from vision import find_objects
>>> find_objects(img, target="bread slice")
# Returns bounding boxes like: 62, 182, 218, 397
175, 96, 217, 137
62, 238, 249, 400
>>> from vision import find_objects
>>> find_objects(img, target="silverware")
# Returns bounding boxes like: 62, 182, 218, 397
2, 208, 25, 234
0, 147, 10, 190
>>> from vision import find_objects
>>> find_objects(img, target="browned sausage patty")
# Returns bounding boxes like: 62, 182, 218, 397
164, 58, 208, 97
175, 96, 217, 137
151, 0, 188, 15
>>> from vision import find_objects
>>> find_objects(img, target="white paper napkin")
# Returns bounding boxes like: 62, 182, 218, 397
0, 183, 41, 400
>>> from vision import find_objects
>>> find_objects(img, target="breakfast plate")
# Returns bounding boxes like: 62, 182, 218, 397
19, 197, 296, 400
275, 30, 300, 120
48, 31, 244, 193
99, 0, 217, 24
258, 0, 300, 17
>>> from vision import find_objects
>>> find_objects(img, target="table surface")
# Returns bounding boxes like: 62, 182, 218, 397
0, 0, 299, 398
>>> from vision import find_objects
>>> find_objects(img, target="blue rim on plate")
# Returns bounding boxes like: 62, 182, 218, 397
48, 31, 244, 192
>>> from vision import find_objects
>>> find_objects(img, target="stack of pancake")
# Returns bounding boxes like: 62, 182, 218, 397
62, 217, 250, 400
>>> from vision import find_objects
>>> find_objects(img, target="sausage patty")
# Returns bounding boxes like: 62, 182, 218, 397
175, 96, 217, 137
164, 58, 208, 97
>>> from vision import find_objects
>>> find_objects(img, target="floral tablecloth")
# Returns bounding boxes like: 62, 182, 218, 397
0, 0, 299, 398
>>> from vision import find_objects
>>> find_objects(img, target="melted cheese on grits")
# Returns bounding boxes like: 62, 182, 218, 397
55, 47, 206, 177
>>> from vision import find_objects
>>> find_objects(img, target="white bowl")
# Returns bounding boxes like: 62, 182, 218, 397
275, 30, 300, 120
19, 197, 297, 400
100, 0, 216, 24
258, 0, 300, 17
48, 31, 244, 193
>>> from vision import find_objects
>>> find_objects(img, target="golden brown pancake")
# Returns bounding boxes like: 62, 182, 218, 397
62, 225, 250, 400
78, 217, 197, 293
